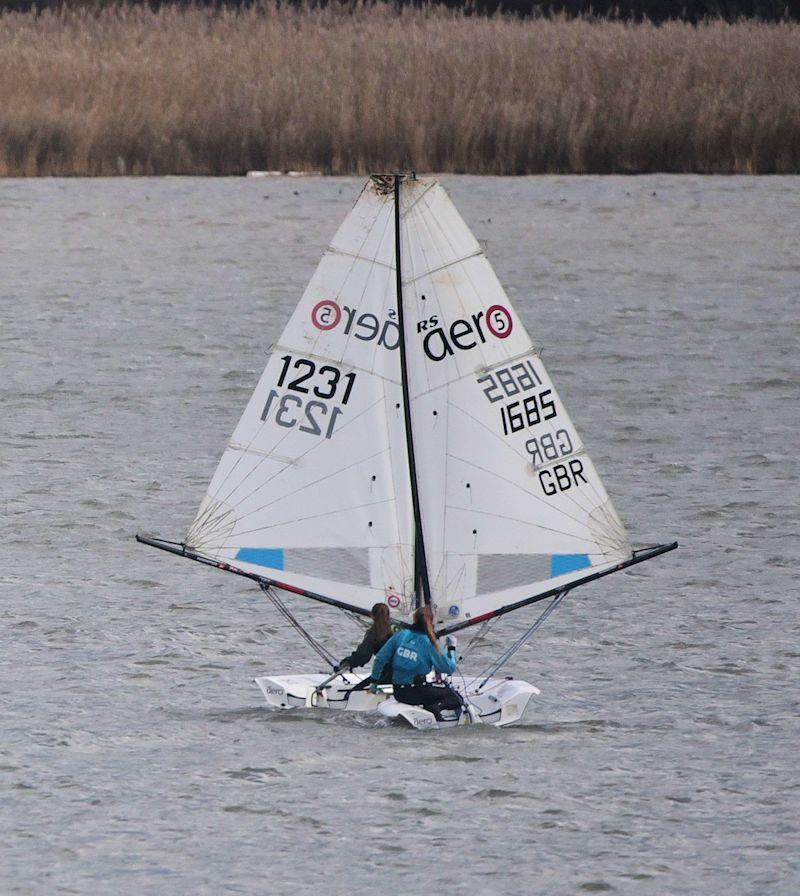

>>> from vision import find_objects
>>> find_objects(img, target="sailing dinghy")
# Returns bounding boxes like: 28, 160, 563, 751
137, 174, 676, 729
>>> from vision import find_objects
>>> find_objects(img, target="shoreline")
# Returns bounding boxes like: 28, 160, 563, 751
2, 5, 798, 177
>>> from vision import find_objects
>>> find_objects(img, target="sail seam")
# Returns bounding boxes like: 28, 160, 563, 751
324, 248, 394, 271
269, 342, 402, 383
401, 249, 484, 286
398, 179, 437, 218
229, 497, 396, 538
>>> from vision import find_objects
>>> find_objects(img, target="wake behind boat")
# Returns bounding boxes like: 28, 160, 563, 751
137, 173, 676, 729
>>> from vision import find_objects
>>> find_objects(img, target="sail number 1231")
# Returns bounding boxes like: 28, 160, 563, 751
259, 355, 357, 440
276, 354, 356, 404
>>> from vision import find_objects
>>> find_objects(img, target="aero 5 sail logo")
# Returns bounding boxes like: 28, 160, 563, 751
311, 298, 513, 362
311, 300, 399, 349
416, 301, 513, 362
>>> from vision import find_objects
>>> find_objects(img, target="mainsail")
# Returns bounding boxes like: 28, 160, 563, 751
186, 179, 416, 617
397, 178, 633, 630
139, 174, 675, 631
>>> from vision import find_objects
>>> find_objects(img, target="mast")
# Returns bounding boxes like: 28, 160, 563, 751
393, 173, 432, 611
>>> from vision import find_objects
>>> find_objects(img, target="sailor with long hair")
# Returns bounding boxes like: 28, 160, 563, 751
370, 605, 462, 720
335, 602, 394, 689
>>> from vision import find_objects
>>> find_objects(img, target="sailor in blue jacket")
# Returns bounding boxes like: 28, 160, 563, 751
371, 606, 463, 720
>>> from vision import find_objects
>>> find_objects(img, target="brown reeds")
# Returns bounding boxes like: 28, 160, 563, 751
0, 3, 798, 176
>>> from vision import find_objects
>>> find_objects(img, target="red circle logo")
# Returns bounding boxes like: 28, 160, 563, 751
486, 305, 513, 339
311, 300, 342, 331
387, 594, 400, 609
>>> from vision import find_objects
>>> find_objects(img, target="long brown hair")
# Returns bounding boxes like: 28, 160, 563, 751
371, 602, 392, 643
412, 606, 439, 652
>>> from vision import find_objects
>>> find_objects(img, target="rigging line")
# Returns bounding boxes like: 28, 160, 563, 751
456, 616, 498, 663
443, 554, 468, 605
474, 589, 569, 690
261, 584, 337, 668
203, 186, 391, 507
476, 346, 543, 371
395, 174, 433, 611
346, 611, 371, 631
229, 497, 396, 539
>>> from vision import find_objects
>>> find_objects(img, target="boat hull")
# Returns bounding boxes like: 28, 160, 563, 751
254, 672, 538, 728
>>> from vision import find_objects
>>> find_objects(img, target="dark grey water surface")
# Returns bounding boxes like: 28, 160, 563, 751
2, 176, 798, 895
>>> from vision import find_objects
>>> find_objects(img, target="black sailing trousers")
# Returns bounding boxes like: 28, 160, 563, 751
394, 682, 462, 719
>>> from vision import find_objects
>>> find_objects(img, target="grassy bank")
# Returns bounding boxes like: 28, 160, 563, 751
1, 4, 798, 176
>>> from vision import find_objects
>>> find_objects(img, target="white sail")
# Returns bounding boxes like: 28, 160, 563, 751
187, 179, 416, 616
396, 179, 631, 627
187, 176, 631, 626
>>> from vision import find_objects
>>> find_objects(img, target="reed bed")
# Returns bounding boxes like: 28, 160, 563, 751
0, 4, 798, 175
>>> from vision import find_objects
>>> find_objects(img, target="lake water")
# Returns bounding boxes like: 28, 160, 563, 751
2, 175, 798, 894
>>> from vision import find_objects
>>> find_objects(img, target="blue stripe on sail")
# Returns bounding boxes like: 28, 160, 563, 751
235, 548, 285, 571
550, 554, 591, 577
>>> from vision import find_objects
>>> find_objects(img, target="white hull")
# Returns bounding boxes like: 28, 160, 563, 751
254, 672, 538, 729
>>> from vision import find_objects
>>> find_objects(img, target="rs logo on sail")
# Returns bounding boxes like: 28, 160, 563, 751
417, 303, 514, 362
